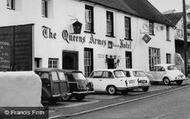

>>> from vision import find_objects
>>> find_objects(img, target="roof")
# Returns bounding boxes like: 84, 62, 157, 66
35, 68, 64, 72
82, 0, 174, 26
93, 69, 124, 72
164, 12, 183, 25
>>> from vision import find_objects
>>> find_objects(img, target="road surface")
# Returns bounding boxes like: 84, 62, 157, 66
65, 85, 190, 119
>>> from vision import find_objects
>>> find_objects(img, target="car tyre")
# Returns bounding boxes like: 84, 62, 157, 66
107, 86, 117, 95
176, 80, 183, 85
62, 95, 72, 101
163, 77, 170, 85
75, 95, 85, 101
142, 87, 149, 92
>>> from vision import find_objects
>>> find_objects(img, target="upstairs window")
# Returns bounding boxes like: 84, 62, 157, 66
166, 26, 170, 41
7, 0, 15, 10
85, 5, 94, 33
106, 11, 114, 37
149, 21, 154, 35
125, 17, 131, 40
42, 0, 48, 18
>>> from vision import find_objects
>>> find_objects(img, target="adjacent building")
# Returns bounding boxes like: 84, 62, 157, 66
0, 0, 175, 76
165, 11, 190, 73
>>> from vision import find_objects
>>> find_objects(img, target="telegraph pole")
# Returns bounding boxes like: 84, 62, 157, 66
183, 0, 188, 76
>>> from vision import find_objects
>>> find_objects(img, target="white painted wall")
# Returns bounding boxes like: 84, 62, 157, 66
0, 0, 175, 72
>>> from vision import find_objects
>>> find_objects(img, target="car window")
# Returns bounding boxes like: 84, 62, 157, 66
51, 71, 59, 81
37, 72, 49, 81
114, 70, 126, 78
133, 71, 146, 77
123, 71, 131, 77
102, 71, 114, 78
156, 66, 165, 71
72, 72, 86, 80
58, 71, 66, 81
167, 65, 177, 70
90, 71, 103, 78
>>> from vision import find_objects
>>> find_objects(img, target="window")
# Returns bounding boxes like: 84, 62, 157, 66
7, 0, 15, 10
114, 70, 126, 78
126, 51, 132, 68
149, 47, 160, 71
84, 48, 93, 77
90, 71, 103, 78
58, 71, 66, 81
35, 58, 42, 68
106, 11, 114, 37
166, 53, 171, 64
123, 71, 131, 77
51, 71, 59, 81
124, 17, 131, 40
48, 58, 59, 68
42, 0, 48, 17
149, 21, 154, 35
85, 5, 94, 33
166, 26, 170, 41
102, 71, 114, 78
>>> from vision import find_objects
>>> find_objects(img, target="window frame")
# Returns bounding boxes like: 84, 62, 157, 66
7, 0, 15, 10
149, 21, 154, 35
48, 58, 59, 68
124, 16, 131, 40
106, 11, 114, 37
149, 47, 161, 71
42, 0, 48, 18
85, 5, 94, 33
166, 53, 171, 64
166, 26, 170, 41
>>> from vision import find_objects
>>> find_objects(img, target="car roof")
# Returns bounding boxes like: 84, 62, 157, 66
154, 64, 175, 67
121, 68, 145, 71
35, 68, 65, 72
93, 69, 124, 72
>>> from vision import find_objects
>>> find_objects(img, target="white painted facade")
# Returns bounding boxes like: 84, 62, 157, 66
0, 0, 175, 73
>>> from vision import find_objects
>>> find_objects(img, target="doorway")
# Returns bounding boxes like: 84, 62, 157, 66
62, 51, 78, 70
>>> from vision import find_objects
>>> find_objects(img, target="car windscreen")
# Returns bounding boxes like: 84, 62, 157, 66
36, 72, 49, 80
114, 70, 126, 78
167, 65, 177, 70
133, 71, 146, 77
72, 73, 86, 80
58, 71, 67, 81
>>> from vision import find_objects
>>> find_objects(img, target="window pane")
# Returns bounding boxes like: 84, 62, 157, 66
51, 72, 59, 81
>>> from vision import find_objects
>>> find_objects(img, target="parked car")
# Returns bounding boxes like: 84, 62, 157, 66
63, 70, 94, 101
148, 64, 187, 85
35, 68, 71, 104
87, 69, 139, 95
122, 69, 150, 92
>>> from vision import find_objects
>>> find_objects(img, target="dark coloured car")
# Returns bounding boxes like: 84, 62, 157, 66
63, 70, 94, 101
35, 68, 70, 104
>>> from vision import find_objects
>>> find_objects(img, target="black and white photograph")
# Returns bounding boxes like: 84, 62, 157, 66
0, 0, 190, 119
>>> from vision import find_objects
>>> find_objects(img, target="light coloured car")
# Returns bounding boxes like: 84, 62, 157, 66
149, 64, 187, 85
122, 69, 151, 92
87, 69, 139, 95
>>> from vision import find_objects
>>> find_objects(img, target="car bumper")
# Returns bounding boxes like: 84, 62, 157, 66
72, 90, 95, 95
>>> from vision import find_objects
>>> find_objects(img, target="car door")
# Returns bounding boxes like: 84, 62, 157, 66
154, 66, 166, 81
101, 71, 115, 91
88, 71, 104, 91
50, 71, 62, 96
57, 71, 69, 96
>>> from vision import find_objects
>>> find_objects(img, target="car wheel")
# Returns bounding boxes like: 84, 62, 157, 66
62, 95, 72, 101
142, 87, 149, 92
107, 86, 117, 95
163, 77, 170, 85
75, 95, 85, 101
176, 80, 183, 85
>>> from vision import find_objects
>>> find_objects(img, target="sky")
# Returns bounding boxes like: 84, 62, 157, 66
148, 0, 190, 12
